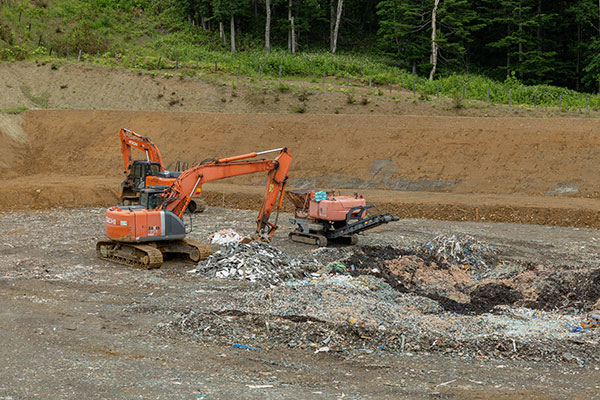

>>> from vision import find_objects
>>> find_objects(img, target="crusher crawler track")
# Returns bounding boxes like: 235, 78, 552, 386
96, 239, 212, 269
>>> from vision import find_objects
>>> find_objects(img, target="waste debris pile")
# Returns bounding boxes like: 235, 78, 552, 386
419, 233, 499, 271
195, 241, 319, 286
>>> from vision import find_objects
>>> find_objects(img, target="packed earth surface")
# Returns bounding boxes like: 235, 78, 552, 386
1, 62, 600, 398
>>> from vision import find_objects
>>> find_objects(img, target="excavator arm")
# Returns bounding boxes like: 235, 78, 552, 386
160, 147, 292, 239
120, 128, 165, 174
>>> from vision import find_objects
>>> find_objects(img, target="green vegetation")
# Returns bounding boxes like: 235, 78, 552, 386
0, 106, 28, 114
1, 0, 600, 111
20, 85, 49, 108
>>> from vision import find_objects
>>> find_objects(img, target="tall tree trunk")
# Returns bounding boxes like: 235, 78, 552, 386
330, 0, 335, 51
291, 16, 296, 53
288, 0, 293, 52
230, 15, 236, 53
429, 0, 440, 81
219, 22, 225, 44
331, 0, 343, 54
518, 4, 523, 75
577, 22, 581, 91
265, 0, 271, 55
506, 23, 511, 71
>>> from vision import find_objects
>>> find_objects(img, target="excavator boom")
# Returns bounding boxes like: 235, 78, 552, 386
98, 147, 292, 268
120, 128, 164, 174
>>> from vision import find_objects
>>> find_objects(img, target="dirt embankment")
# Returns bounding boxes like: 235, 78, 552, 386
2, 109, 600, 228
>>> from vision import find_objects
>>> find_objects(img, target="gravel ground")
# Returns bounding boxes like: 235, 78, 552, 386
2, 206, 600, 398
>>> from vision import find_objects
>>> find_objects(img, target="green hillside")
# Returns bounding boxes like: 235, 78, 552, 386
1, 0, 600, 111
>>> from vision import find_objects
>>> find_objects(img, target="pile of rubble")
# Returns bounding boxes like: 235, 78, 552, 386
195, 241, 319, 286
419, 233, 499, 271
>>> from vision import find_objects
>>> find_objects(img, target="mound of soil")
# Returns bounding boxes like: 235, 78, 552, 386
345, 246, 600, 314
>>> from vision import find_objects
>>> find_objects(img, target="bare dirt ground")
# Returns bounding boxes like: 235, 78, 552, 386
3, 108, 600, 228
2, 61, 600, 398
2, 207, 600, 399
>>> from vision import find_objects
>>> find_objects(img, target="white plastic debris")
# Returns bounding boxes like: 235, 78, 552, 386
209, 229, 242, 245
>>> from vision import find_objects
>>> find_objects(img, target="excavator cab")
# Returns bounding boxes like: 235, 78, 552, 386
139, 185, 169, 209
131, 161, 162, 190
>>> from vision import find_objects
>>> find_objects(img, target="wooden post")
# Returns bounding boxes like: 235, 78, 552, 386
258, 64, 262, 79
77, 49, 82, 62
368, 77, 372, 88
437, 82, 440, 98
462, 85, 465, 100
158, 56, 162, 69
586, 96, 590, 113
18, 10, 21, 22
389, 78, 392, 93
134, 54, 137, 67
175, 55, 179, 69
96, 50, 99, 59
114, 52, 117, 63
66, 47, 69, 58
475, 207, 479, 222
214, 60, 217, 72
28, 23, 31, 32
509, 89, 512, 105
346, 73, 349, 88
279, 66, 282, 80
322, 72, 325, 86
37, 34, 42, 46
237, 60, 241, 75
487, 88, 490, 104
48, 47, 52, 56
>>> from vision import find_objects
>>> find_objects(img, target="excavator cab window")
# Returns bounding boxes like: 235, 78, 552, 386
132, 161, 162, 190
139, 185, 169, 209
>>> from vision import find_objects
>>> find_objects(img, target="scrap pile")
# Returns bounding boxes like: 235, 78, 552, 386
419, 233, 499, 271
196, 241, 319, 286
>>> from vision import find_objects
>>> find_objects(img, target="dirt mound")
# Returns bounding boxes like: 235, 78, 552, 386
345, 246, 600, 313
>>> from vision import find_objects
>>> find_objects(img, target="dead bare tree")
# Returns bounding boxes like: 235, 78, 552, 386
230, 15, 236, 53
429, 0, 441, 80
265, 0, 271, 55
331, 0, 343, 54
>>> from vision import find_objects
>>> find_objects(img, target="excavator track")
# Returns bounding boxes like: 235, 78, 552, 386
96, 240, 163, 269
163, 238, 213, 262
288, 232, 328, 247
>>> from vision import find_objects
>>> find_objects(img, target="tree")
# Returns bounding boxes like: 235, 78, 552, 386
376, 0, 432, 73
265, 0, 271, 55
429, 0, 440, 80
331, 0, 343, 53
212, 0, 246, 52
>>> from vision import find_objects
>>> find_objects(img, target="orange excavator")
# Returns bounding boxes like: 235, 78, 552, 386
97, 147, 292, 268
118, 128, 205, 213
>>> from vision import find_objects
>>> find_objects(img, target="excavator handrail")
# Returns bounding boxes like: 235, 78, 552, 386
120, 128, 165, 174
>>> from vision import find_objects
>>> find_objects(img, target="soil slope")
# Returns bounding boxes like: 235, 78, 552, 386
1, 109, 600, 228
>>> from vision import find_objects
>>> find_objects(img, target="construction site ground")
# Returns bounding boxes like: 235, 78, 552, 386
2, 206, 600, 399
2, 61, 600, 398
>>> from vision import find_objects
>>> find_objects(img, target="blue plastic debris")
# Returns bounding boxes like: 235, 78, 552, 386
233, 344, 261, 351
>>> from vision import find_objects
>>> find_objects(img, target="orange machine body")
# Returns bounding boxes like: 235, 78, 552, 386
105, 206, 186, 242
308, 196, 367, 221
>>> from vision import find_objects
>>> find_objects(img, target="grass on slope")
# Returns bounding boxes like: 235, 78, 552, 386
0, 0, 598, 111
